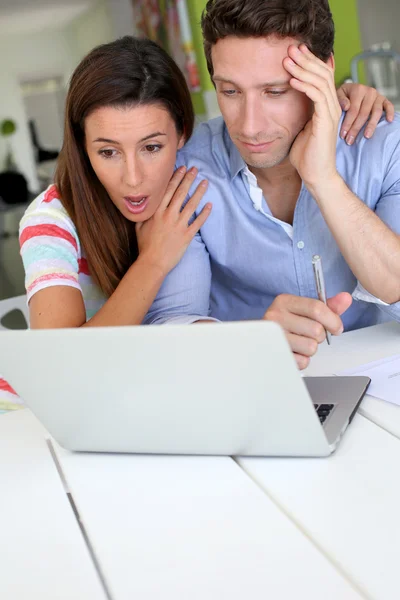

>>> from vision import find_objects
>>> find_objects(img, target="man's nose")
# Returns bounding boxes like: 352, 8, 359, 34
240, 97, 265, 139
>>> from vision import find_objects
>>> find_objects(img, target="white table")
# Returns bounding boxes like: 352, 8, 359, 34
239, 321, 400, 600
2, 410, 363, 600
3, 321, 400, 599
306, 321, 400, 440
0, 410, 107, 600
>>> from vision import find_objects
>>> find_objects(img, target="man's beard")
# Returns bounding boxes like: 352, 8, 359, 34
241, 139, 292, 169
236, 124, 305, 170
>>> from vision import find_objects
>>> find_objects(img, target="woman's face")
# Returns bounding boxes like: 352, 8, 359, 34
85, 104, 185, 222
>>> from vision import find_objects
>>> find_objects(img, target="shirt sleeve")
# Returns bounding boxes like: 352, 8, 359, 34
353, 136, 400, 320
142, 231, 214, 324
0, 377, 23, 412
19, 202, 82, 303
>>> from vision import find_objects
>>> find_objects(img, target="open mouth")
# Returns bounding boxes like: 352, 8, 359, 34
123, 195, 150, 215
126, 197, 147, 206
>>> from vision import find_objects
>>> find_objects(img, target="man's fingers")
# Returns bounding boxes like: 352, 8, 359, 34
326, 292, 352, 317
268, 294, 344, 335
289, 77, 339, 122
265, 309, 327, 343
284, 55, 340, 122
285, 332, 319, 358
294, 353, 311, 371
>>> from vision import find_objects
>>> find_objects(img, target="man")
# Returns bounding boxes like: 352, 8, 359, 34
144, 0, 400, 369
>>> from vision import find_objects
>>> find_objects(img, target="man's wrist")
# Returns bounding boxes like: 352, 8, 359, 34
305, 172, 345, 204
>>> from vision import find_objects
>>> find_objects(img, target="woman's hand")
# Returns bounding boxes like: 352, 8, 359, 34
136, 166, 211, 275
336, 83, 395, 144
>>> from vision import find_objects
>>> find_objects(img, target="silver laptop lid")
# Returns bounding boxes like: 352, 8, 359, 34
1, 322, 340, 456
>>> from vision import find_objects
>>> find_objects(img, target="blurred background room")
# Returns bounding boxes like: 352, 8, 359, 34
0, 0, 400, 324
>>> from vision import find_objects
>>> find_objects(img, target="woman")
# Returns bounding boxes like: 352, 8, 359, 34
0, 36, 395, 411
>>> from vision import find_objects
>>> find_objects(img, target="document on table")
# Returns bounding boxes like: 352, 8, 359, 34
337, 354, 400, 406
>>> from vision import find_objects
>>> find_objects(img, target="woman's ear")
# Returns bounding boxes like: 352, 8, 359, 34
178, 132, 186, 150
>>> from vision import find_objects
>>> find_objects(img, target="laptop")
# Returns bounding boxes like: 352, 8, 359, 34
0, 321, 370, 456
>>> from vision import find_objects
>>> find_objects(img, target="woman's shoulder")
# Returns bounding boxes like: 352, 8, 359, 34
21, 184, 76, 234
20, 184, 80, 252
24, 184, 70, 218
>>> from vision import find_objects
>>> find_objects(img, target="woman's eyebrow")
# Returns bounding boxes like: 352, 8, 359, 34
93, 132, 167, 144
139, 132, 167, 142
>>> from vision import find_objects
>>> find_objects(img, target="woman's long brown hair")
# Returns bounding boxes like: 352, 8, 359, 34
55, 36, 194, 298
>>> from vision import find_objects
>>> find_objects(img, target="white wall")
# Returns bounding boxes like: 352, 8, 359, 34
23, 87, 66, 150
65, 0, 114, 69
0, 0, 119, 193
357, 0, 400, 51
0, 29, 75, 191
106, 0, 137, 38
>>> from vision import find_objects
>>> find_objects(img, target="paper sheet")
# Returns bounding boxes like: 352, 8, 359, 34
337, 354, 400, 406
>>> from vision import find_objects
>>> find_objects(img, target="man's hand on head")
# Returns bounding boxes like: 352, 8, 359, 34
263, 292, 352, 370
283, 43, 342, 194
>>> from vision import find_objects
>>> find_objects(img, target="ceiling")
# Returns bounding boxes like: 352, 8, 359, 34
0, 0, 95, 36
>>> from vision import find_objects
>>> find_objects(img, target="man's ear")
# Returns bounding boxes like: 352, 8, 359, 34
327, 53, 335, 71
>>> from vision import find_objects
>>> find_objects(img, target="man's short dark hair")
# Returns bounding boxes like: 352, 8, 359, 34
202, 0, 335, 79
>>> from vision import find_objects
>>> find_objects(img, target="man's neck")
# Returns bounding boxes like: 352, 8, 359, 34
248, 159, 302, 225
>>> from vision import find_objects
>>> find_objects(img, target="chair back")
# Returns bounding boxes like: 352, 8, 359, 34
0, 295, 29, 331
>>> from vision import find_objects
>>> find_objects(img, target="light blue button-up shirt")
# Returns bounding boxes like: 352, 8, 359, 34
144, 114, 400, 330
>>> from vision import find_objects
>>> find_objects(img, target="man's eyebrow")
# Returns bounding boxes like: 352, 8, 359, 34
212, 76, 290, 87
93, 132, 167, 144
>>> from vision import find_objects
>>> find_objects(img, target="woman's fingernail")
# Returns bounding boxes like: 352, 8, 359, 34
178, 166, 186, 173
365, 130, 372, 139
346, 135, 355, 145
189, 167, 197, 174
340, 129, 347, 139
200, 180, 208, 187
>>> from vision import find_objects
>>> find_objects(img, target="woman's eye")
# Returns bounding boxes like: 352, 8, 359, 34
145, 144, 162, 153
99, 149, 116, 159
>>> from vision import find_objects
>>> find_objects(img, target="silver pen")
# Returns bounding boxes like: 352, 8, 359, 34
312, 254, 331, 345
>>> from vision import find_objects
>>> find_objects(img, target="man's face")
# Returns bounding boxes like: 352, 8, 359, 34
212, 35, 314, 169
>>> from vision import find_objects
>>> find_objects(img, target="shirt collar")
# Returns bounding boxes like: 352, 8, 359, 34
224, 126, 247, 180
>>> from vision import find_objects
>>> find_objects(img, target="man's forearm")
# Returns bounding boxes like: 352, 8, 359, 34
308, 175, 400, 304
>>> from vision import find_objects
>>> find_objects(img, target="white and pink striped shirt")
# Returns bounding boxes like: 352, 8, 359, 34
0, 185, 106, 412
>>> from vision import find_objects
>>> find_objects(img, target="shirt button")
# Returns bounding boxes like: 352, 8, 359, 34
297, 241, 305, 249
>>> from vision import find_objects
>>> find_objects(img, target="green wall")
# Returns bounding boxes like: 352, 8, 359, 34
330, 0, 363, 84
186, 0, 210, 115
186, 0, 364, 97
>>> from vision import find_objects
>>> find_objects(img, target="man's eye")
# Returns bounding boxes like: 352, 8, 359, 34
267, 91, 286, 97
222, 90, 237, 96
